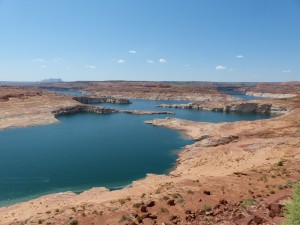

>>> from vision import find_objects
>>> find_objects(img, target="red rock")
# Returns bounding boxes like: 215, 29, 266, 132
148, 214, 157, 220
185, 210, 192, 214
233, 215, 254, 225
219, 199, 228, 205
204, 190, 211, 195
146, 201, 155, 207
140, 205, 148, 213
167, 199, 175, 206
267, 203, 283, 217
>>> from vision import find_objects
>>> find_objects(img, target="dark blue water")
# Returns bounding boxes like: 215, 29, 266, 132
0, 112, 192, 206
0, 97, 273, 207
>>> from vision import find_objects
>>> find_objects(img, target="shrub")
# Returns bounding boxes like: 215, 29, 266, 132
277, 161, 284, 166
286, 181, 294, 188
177, 198, 184, 204
203, 204, 212, 211
240, 198, 255, 208
119, 215, 128, 223
187, 190, 194, 195
283, 184, 300, 225
70, 219, 78, 225
277, 184, 284, 190
171, 193, 181, 199
133, 202, 144, 208
160, 207, 168, 213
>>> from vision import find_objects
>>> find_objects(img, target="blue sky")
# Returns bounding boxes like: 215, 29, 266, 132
0, 0, 299, 82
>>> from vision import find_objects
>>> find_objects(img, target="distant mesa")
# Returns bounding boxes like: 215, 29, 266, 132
40, 78, 63, 83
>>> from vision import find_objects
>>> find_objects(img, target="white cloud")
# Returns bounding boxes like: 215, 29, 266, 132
282, 70, 291, 73
216, 65, 227, 71
117, 59, 125, 64
236, 55, 244, 58
159, 58, 167, 64
86, 65, 96, 69
40, 65, 47, 68
53, 57, 62, 63
65, 66, 70, 69
33, 58, 45, 63
184, 64, 190, 67
147, 60, 154, 64
128, 50, 137, 54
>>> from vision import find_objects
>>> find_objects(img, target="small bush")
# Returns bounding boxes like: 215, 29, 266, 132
204, 216, 213, 221
160, 207, 168, 213
203, 204, 212, 211
240, 198, 255, 208
283, 184, 300, 225
277, 184, 284, 190
177, 198, 184, 204
277, 161, 284, 166
171, 193, 181, 199
119, 199, 127, 205
187, 190, 194, 195
286, 181, 294, 188
119, 215, 128, 223
133, 202, 144, 208
162, 196, 169, 201
70, 219, 78, 225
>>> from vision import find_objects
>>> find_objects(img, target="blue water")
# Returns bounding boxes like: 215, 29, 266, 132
0, 112, 193, 206
0, 96, 273, 207
48, 89, 84, 96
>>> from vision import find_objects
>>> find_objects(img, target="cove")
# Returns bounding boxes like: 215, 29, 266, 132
0, 99, 273, 207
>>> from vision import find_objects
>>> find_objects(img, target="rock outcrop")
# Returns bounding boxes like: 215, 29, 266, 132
120, 110, 174, 115
52, 106, 174, 116
73, 96, 131, 104
158, 101, 288, 114
52, 105, 118, 116
246, 91, 297, 99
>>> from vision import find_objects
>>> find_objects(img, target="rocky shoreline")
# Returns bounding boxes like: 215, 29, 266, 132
52, 105, 174, 117
246, 91, 297, 99
158, 100, 289, 114
73, 96, 131, 104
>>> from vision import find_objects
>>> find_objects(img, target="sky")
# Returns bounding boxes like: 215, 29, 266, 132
0, 0, 299, 82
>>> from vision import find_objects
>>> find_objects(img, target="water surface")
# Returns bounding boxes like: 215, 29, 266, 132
0, 96, 273, 206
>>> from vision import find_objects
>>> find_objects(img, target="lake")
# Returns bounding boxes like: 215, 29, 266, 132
0, 98, 273, 206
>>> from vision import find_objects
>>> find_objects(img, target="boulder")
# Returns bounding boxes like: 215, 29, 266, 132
140, 205, 148, 213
